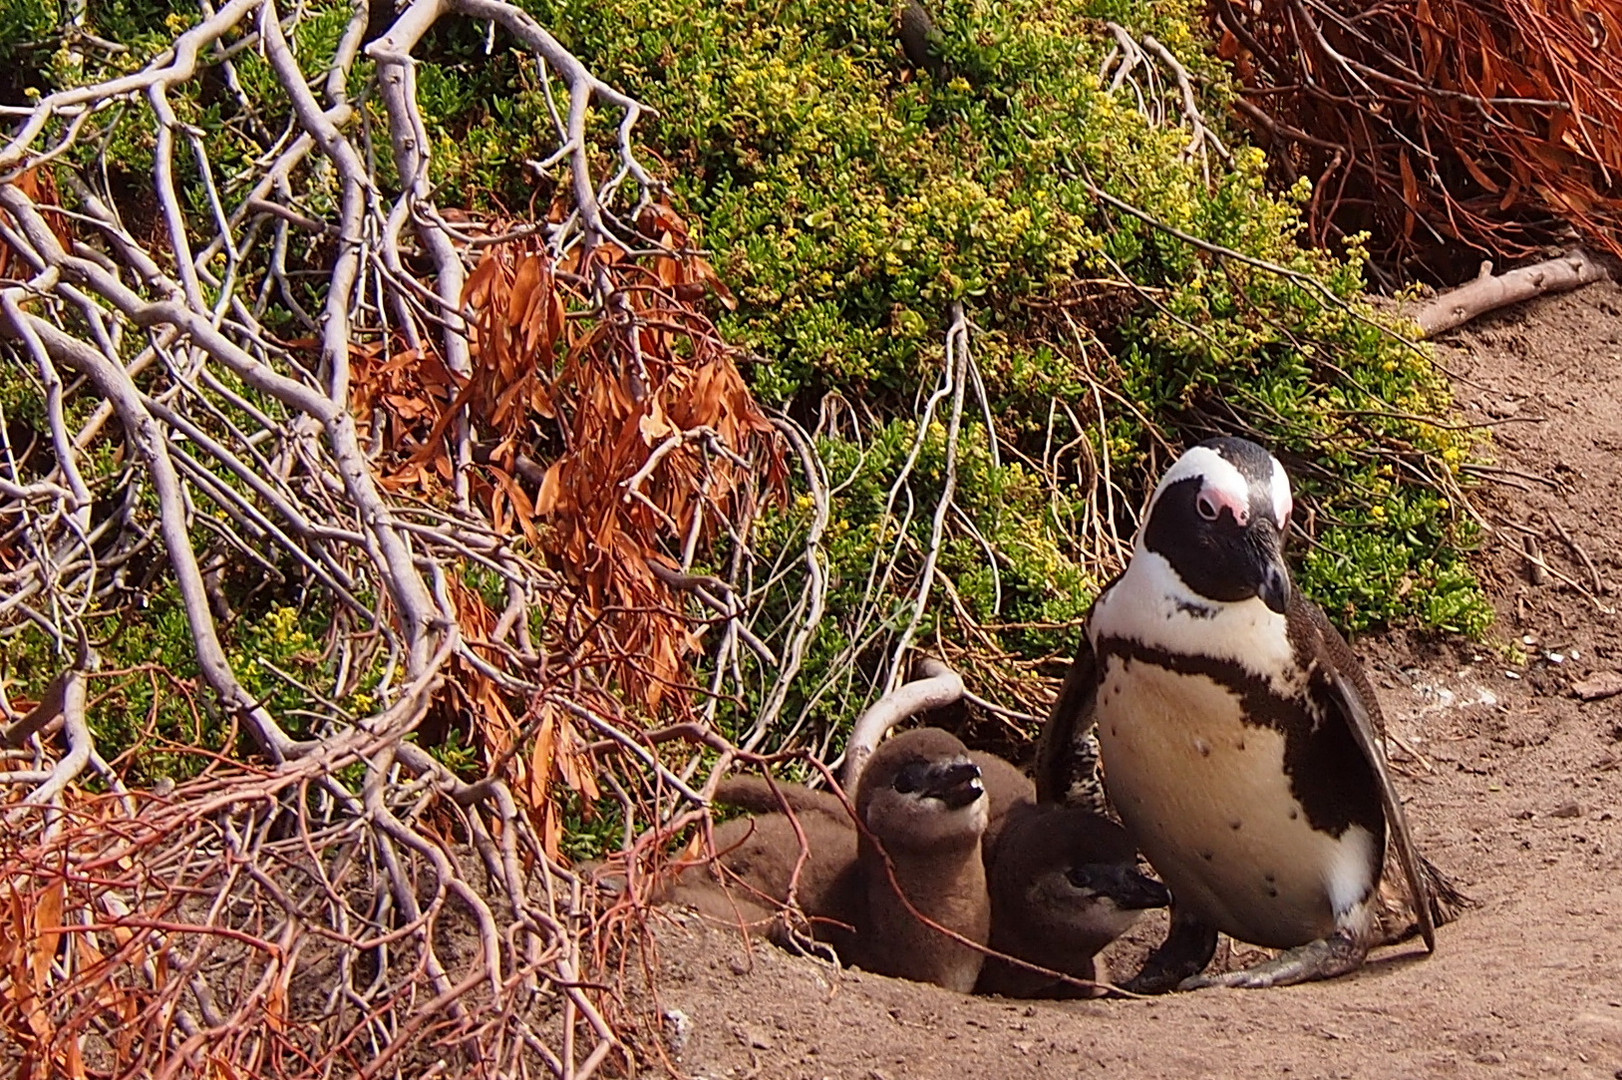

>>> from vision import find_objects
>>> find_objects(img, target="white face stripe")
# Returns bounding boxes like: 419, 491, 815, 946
1150, 446, 1249, 520
1269, 457, 1294, 529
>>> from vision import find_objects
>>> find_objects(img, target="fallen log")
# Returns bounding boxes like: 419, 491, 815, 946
1408, 249, 1609, 339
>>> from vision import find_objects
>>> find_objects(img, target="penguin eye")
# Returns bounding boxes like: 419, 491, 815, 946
1196, 494, 1219, 522
1063, 866, 1097, 890
892, 763, 924, 795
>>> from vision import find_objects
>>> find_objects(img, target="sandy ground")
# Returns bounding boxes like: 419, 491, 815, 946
624, 280, 1622, 1079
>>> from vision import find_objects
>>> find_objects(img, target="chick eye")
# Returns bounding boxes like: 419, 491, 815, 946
892, 763, 923, 795
1196, 495, 1219, 521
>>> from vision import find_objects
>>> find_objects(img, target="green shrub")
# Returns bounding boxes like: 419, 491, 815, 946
3, 0, 1490, 762
420, 0, 1488, 736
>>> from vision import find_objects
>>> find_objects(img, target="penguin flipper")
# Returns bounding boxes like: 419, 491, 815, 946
1324, 664, 1437, 953
1034, 616, 1102, 808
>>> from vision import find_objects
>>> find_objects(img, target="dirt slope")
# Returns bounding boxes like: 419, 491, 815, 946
627, 280, 1622, 1080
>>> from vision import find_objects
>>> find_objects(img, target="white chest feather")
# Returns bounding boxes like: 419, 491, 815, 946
1090, 552, 1304, 696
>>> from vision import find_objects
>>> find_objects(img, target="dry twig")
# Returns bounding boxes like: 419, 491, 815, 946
1406, 250, 1609, 338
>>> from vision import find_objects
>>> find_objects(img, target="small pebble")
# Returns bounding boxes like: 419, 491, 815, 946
662, 1009, 693, 1058
1573, 671, 1622, 701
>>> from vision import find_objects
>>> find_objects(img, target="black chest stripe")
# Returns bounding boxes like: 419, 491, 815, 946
1095, 635, 1386, 843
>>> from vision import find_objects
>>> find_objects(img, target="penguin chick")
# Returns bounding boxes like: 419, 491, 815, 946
658, 803, 860, 953
851, 727, 991, 992
659, 875, 778, 932
966, 750, 1036, 859
712, 775, 850, 822
976, 804, 1170, 998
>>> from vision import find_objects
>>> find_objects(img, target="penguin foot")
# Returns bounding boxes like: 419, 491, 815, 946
1179, 929, 1366, 990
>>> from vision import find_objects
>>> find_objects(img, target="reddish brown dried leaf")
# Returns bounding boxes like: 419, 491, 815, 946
30, 881, 62, 989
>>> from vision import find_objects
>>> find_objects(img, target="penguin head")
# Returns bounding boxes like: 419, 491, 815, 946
993, 808, 1169, 949
1139, 436, 1294, 614
858, 728, 988, 851
1018, 862, 1172, 950
1056, 861, 1172, 925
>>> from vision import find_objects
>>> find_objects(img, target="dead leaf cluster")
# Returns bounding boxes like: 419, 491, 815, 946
348, 202, 785, 840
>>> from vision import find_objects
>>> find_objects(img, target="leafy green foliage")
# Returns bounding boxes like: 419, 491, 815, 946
0, 0, 57, 51
4, 0, 1490, 769
463, 0, 1484, 734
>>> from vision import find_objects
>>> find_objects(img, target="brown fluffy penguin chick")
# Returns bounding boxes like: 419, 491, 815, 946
659, 875, 778, 932
659, 802, 860, 953
712, 775, 851, 822
966, 750, 1036, 858
976, 804, 1171, 998
851, 728, 992, 992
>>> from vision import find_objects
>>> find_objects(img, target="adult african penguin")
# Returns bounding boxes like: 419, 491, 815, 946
1038, 436, 1459, 991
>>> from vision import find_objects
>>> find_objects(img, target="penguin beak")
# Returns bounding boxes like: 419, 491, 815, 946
1068, 863, 1172, 910
1107, 866, 1172, 911
920, 761, 985, 810
1258, 554, 1290, 615
1250, 521, 1291, 615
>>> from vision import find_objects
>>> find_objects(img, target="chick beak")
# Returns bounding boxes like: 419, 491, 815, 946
1112, 867, 1172, 911
922, 761, 985, 810
1070, 863, 1173, 911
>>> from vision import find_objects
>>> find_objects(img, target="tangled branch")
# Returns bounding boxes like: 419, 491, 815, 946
1216, 0, 1622, 275
0, 0, 783, 1072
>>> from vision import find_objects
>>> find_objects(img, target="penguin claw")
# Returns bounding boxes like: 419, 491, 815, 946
1176, 930, 1367, 990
